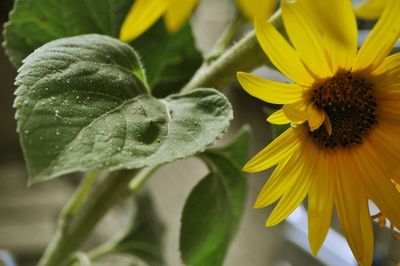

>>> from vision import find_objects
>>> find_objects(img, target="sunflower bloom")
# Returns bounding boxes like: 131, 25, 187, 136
237, 0, 400, 264
355, 0, 387, 19
119, 0, 274, 42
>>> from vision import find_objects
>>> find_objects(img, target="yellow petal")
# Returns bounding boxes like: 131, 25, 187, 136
237, 72, 304, 104
267, 109, 290, 125
359, 197, 374, 266
395, 181, 400, 192
347, 150, 390, 265
355, 141, 400, 229
372, 53, 400, 76
306, 104, 325, 131
353, 0, 400, 72
354, 0, 386, 20
324, 115, 333, 136
254, 135, 311, 208
367, 128, 400, 178
243, 127, 303, 173
281, 1, 332, 78
254, 17, 314, 86
120, 0, 170, 42
164, 0, 198, 33
265, 140, 313, 227
282, 102, 308, 123
334, 152, 368, 264
254, 156, 294, 208
308, 151, 334, 255
299, 0, 357, 72
236, 0, 275, 20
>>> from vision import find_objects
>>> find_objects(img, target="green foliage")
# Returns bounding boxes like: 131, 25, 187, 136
206, 125, 252, 167
3, 0, 132, 67
15, 34, 233, 184
112, 192, 165, 266
4, 0, 203, 98
180, 126, 251, 266
132, 21, 203, 98
272, 124, 290, 138
73, 192, 165, 266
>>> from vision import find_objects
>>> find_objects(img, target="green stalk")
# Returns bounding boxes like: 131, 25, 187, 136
38, 169, 138, 266
182, 10, 282, 93
205, 15, 246, 63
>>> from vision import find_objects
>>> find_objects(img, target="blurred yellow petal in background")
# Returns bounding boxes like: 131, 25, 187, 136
299, 0, 357, 49
355, 0, 387, 19
164, 0, 199, 33
120, 0, 275, 42
120, 0, 170, 42
236, 0, 275, 20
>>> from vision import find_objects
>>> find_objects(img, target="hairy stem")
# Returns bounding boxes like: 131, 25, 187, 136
182, 10, 282, 93
205, 15, 245, 63
38, 169, 139, 266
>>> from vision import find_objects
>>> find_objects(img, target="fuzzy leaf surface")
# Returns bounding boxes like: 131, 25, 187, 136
15, 34, 233, 184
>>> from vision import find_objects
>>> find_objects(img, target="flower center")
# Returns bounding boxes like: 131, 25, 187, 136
309, 72, 377, 149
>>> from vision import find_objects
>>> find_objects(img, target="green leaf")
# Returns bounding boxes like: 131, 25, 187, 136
3, 0, 132, 67
15, 34, 232, 184
206, 125, 252, 168
132, 21, 203, 98
69, 192, 163, 266
4, 0, 202, 97
272, 124, 290, 138
180, 126, 251, 266
113, 192, 165, 266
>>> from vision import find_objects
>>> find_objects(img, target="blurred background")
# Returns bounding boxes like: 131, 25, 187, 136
0, 0, 399, 265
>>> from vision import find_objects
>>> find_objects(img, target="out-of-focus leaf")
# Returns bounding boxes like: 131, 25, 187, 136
3, 0, 131, 67
69, 193, 164, 266
206, 125, 252, 167
112, 192, 165, 266
132, 21, 203, 98
180, 126, 251, 266
272, 124, 290, 138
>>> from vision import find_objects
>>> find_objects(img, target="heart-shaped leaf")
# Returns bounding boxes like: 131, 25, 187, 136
15, 34, 232, 184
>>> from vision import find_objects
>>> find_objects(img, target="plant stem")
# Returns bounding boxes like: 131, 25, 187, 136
69, 240, 116, 266
129, 165, 160, 193
182, 10, 282, 93
38, 169, 138, 266
61, 171, 98, 223
60, 165, 160, 266
205, 15, 245, 63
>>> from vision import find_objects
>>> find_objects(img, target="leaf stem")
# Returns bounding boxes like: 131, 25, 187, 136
182, 10, 282, 93
69, 241, 117, 266
37, 169, 139, 266
61, 171, 98, 224
129, 165, 160, 193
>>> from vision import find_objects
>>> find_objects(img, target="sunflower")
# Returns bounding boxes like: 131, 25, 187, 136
355, 0, 387, 20
237, 0, 400, 264
119, 0, 275, 42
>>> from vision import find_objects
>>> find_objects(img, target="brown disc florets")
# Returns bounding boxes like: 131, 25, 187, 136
309, 72, 377, 149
